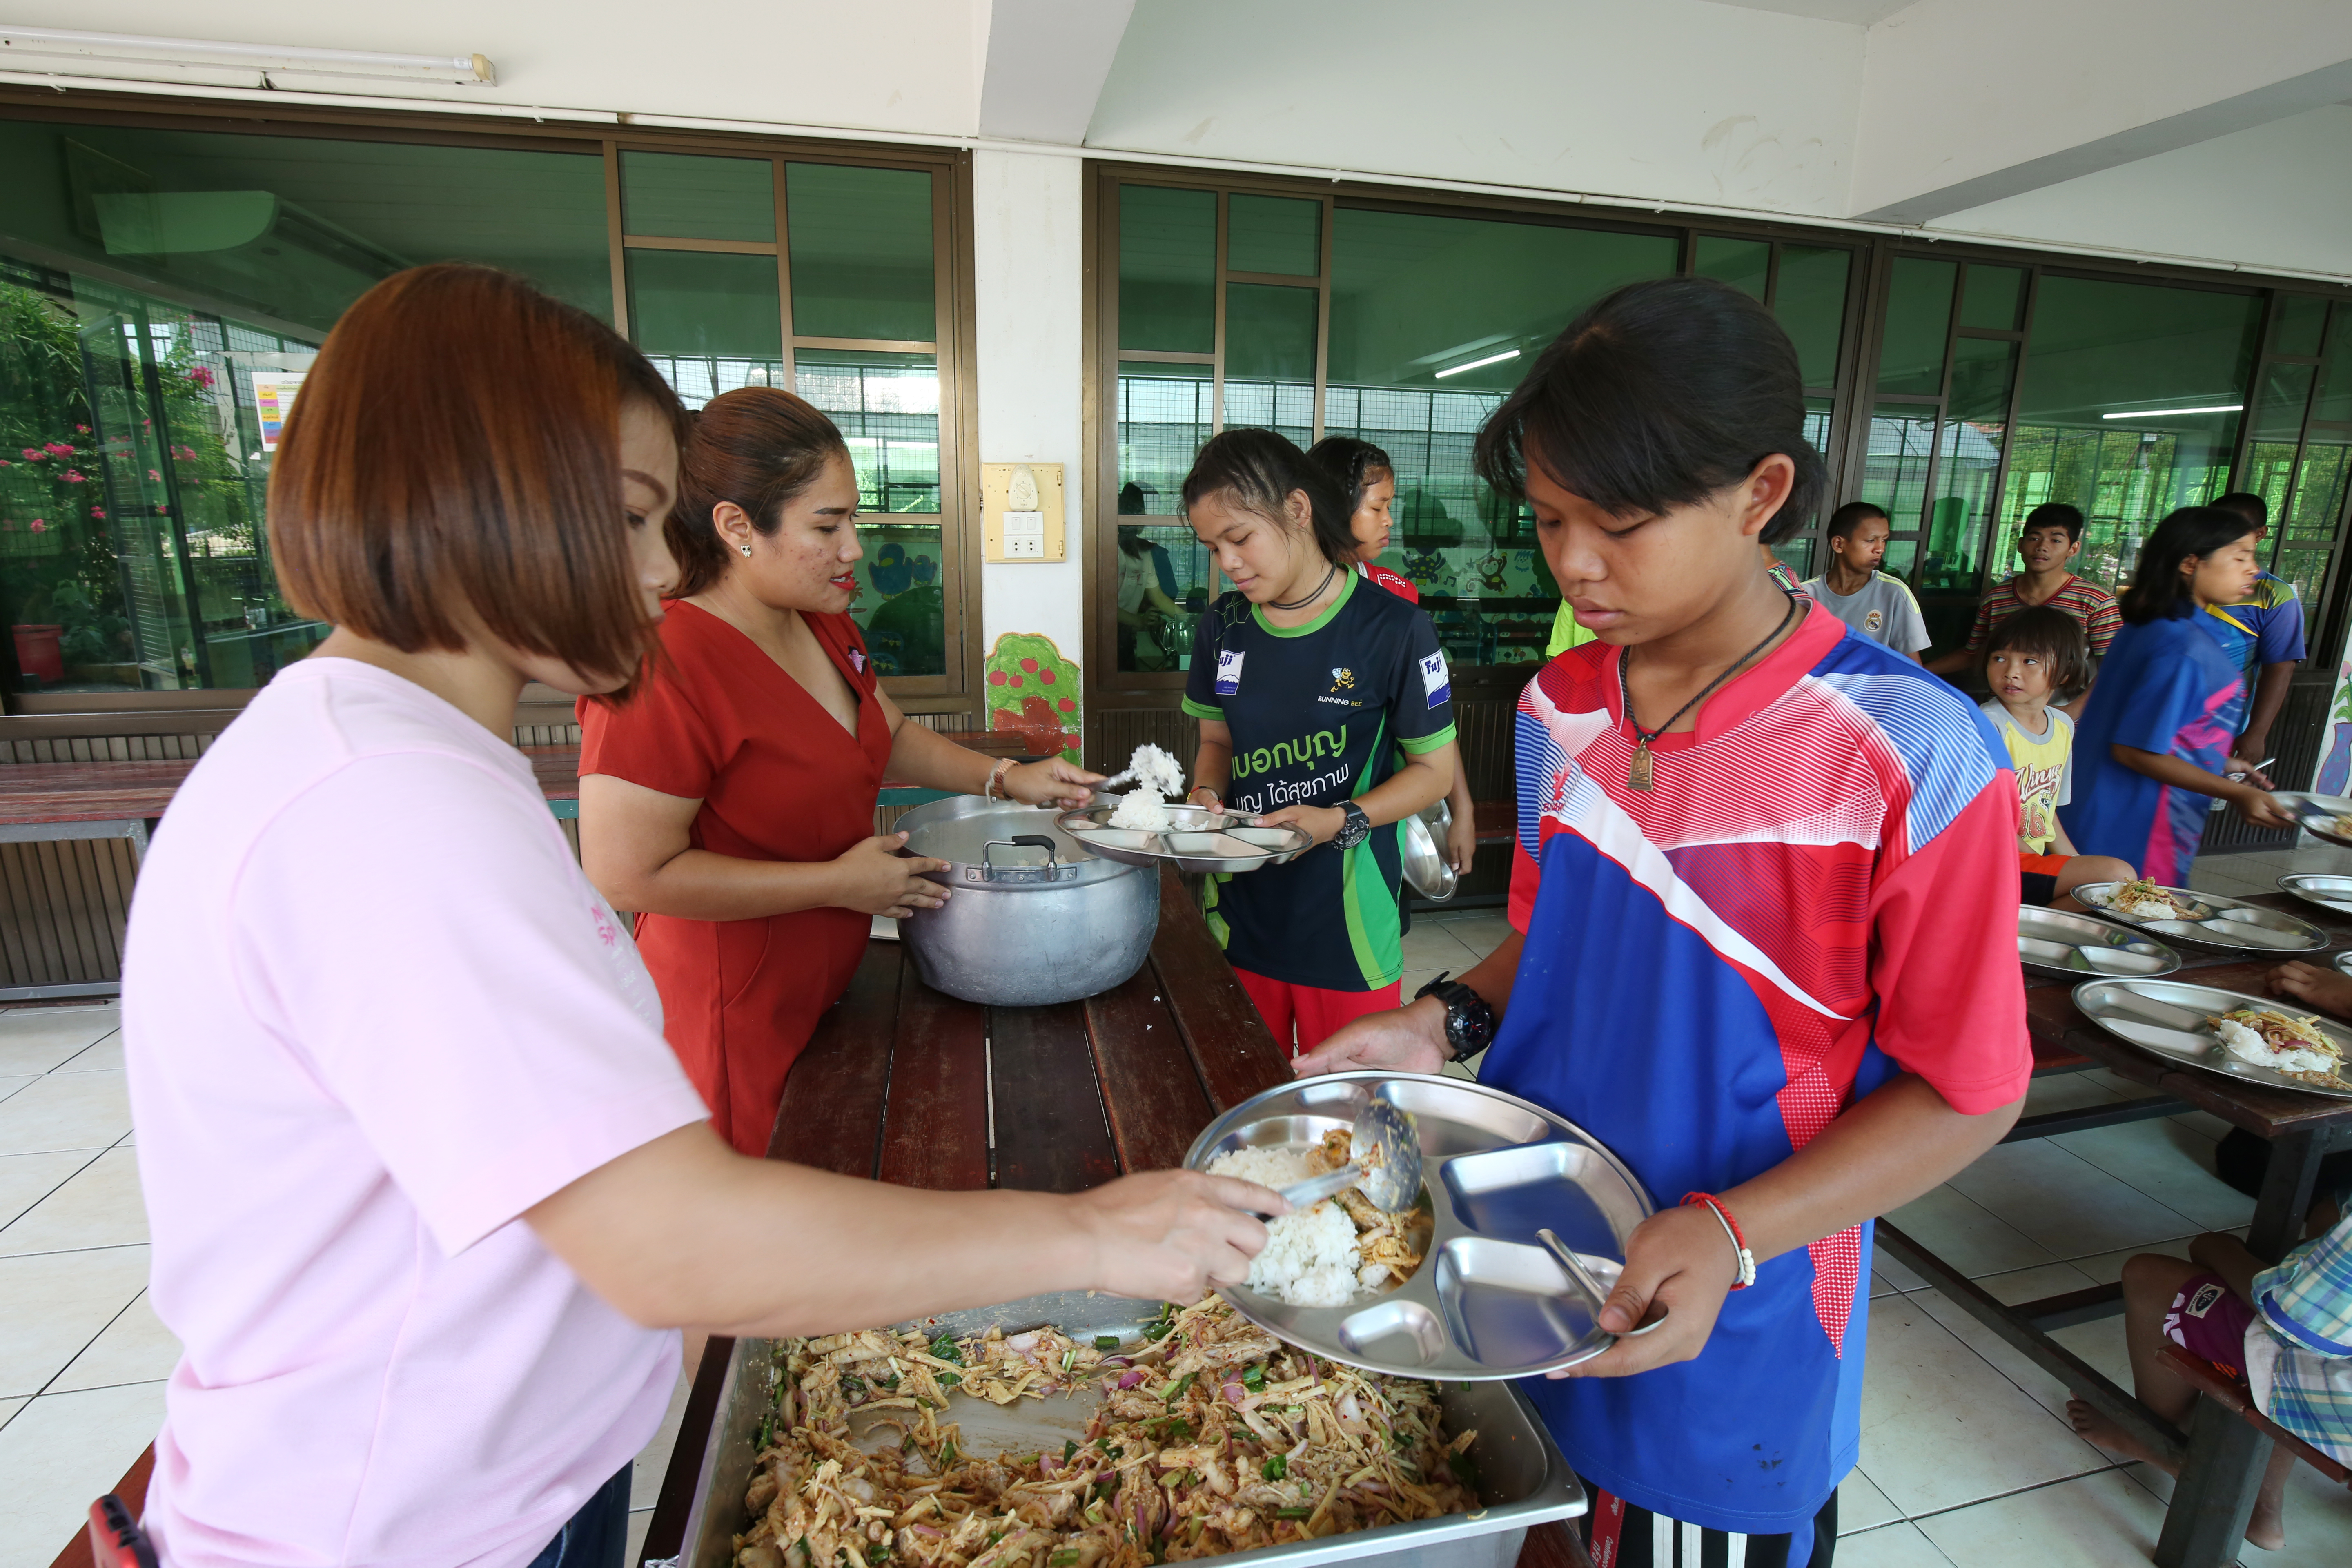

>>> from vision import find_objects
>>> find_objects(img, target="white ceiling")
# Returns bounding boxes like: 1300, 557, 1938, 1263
1699, 0, 1919, 24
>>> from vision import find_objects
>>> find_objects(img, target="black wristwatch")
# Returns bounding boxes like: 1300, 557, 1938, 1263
1333, 800, 1373, 849
1414, 971, 1496, 1062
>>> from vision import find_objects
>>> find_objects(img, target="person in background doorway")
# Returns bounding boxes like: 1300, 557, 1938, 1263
1310, 435, 1478, 878
1978, 606, 2134, 911
1928, 503, 2120, 719
2058, 506, 2295, 881
2208, 490, 2307, 774
1114, 501, 1185, 672
1180, 429, 1457, 1056
1799, 501, 1930, 659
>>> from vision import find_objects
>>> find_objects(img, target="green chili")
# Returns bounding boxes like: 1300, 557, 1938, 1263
940, 1439, 958, 1468
1449, 1453, 1479, 1486
1261, 1455, 1287, 1481
1063, 1439, 1079, 1463
1162, 1371, 1198, 1406
929, 1334, 964, 1365
1095, 1335, 1121, 1352
1275, 1507, 1314, 1519
1241, 1364, 1265, 1392
936, 1371, 961, 1389
1050, 1553, 1081, 1567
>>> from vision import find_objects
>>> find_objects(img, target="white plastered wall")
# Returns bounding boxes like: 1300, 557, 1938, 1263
969, 147, 1088, 685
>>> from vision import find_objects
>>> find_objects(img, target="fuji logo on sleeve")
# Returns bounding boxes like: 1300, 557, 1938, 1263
1420, 649, 1451, 708
1215, 649, 1246, 695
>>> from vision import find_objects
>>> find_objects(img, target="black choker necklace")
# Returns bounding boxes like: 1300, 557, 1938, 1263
1268, 563, 1339, 612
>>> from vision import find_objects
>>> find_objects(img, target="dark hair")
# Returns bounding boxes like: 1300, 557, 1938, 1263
2020, 502, 2085, 543
271, 263, 686, 685
1306, 436, 1395, 514
2213, 491, 2270, 531
1181, 428, 1357, 568
1826, 501, 1888, 543
671, 387, 851, 598
1984, 605, 2091, 700
1474, 276, 1825, 543
2119, 506, 2259, 624
1118, 481, 1147, 514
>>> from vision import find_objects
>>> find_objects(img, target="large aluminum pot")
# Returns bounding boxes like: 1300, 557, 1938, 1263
895, 795, 1159, 1006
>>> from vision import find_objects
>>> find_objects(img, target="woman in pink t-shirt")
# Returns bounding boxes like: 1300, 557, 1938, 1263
121, 265, 1278, 1568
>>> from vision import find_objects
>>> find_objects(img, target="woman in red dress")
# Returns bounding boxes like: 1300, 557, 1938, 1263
579, 388, 1099, 1153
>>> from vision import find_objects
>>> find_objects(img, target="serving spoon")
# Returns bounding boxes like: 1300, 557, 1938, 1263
1246, 1101, 1422, 1214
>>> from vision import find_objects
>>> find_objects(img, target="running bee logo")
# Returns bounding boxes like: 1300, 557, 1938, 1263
1328, 667, 1356, 692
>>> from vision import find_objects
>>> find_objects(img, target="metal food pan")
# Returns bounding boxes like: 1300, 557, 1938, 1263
2069, 882, 2327, 953
2016, 904, 2180, 979
665, 1291, 1584, 1568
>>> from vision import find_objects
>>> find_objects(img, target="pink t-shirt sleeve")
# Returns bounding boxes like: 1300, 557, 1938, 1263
233, 751, 710, 1255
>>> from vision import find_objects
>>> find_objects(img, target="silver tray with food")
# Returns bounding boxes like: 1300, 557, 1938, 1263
2069, 879, 2327, 953
2271, 791, 2352, 851
2071, 979, 2352, 1099
1057, 804, 1314, 875
2279, 873, 2352, 920
668, 1290, 1584, 1568
1183, 1073, 1653, 1382
2016, 904, 2180, 980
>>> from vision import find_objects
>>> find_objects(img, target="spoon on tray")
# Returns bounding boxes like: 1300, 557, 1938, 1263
1247, 1100, 1422, 1214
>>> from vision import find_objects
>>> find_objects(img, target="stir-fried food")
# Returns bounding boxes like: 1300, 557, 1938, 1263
2105, 879, 2193, 920
2210, 1007, 2352, 1089
734, 1295, 1477, 1568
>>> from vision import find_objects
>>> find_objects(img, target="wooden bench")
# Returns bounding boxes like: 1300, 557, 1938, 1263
2160, 1343, 2352, 1486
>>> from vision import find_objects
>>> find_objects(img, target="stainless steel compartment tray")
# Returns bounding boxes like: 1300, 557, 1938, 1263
2071, 978, 2352, 1100
2016, 904, 2180, 979
2278, 873, 2352, 920
1185, 1073, 1654, 1381
670, 1292, 1585, 1568
1057, 805, 1313, 875
2069, 881, 2326, 953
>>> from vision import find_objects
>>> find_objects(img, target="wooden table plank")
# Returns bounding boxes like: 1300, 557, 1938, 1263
877, 958, 992, 1190
1082, 966, 1217, 1174
766, 940, 902, 1174
0, 759, 193, 824
1145, 866, 1292, 1110
990, 1001, 1121, 1194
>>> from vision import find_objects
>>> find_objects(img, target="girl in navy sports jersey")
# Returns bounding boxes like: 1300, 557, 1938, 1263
1179, 430, 1458, 1055
1296, 278, 2033, 1568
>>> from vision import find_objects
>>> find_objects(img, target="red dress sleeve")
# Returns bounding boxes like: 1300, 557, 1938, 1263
577, 641, 728, 800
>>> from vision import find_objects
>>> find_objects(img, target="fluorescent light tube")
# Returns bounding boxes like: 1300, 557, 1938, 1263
2100, 404, 2243, 420
0, 27, 495, 86
1435, 349, 1520, 379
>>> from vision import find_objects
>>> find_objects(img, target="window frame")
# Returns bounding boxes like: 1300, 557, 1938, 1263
0, 87, 984, 719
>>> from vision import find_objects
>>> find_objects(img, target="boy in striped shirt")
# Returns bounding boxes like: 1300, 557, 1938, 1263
1928, 503, 2122, 692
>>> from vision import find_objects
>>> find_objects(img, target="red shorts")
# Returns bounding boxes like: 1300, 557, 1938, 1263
2163, 1272, 2256, 1379
1233, 969, 1402, 1057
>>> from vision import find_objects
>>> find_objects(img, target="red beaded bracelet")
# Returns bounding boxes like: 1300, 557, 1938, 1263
1682, 1192, 1757, 1290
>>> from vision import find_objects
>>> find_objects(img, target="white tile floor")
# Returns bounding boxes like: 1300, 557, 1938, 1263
7, 862, 2351, 1567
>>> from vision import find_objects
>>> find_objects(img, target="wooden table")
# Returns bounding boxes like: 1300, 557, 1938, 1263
636, 864, 1588, 1568
1876, 888, 2352, 1568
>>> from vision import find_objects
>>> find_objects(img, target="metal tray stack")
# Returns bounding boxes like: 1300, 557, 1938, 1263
2016, 905, 2180, 979
666, 1291, 1586, 1568
2069, 882, 2327, 953
1185, 1073, 1654, 1381
1057, 804, 1314, 875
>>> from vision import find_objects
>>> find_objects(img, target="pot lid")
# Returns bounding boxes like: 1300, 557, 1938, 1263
897, 797, 1138, 887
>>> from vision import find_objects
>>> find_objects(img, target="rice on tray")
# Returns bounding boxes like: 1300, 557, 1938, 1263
1206, 1136, 1425, 1308
731, 1294, 1479, 1568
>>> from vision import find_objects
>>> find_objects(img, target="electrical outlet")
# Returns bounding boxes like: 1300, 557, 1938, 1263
1004, 532, 1044, 558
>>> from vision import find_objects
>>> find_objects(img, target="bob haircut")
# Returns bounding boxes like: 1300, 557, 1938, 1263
672, 387, 851, 598
271, 263, 686, 685
1306, 435, 1395, 514
1474, 277, 1825, 543
1181, 428, 1357, 569
1982, 605, 2091, 701
2118, 506, 2259, 624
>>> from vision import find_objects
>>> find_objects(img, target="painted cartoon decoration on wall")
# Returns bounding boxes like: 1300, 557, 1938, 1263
2316, 658, 2352, 795
984, 631, 1081, 762
862, 541, 943, 677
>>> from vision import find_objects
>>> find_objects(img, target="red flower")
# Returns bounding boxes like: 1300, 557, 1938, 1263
188, 365, 215, 388
29, 518, 47, 533
76, 424, 89, 434
90, 506, 106, 519
148, 470, 162, 482
21, 448, 42, 461
44, 443, 74, 456
62, 470, 86, 483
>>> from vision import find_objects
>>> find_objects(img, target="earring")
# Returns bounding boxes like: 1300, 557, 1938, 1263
739, 544, 753, 557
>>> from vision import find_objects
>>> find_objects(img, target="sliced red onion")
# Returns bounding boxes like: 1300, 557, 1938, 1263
1221, 1381, 1246, 1404
1117, 1370, 1147, 1389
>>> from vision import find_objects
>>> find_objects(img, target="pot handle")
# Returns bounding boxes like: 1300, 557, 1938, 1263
980, 835, 1061, 879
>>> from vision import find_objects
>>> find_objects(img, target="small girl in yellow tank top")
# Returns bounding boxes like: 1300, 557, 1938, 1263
1978, 606, 2135, 911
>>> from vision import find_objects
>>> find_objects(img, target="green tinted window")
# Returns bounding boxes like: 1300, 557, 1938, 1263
1119, 186, 1216, 354
1958, 265, 2025, 332
1114, 362, 1215, 671
620, 151, 774, 242
1229, 194, 1320, 276
1224, 283, 1317, 383
2313, 304, 2352, 425
1860, 404, 1937, 532
2249, 362, 2314, 442
626, 249, 782, 361
1918, 339, 2018, 592
1877, 258, 1956, 395
796, 350, 942, 673
2272, 294, 2329, 358
1775, 247, 1849, 388
2001, 276, 2261, 586
786, 163, 933, 342
1694, 237, 1768, 300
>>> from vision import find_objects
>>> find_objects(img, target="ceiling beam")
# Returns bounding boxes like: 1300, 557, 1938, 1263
976, 0, 1138, 145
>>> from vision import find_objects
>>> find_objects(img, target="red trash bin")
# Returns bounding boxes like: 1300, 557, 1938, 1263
11, 623, 64, 683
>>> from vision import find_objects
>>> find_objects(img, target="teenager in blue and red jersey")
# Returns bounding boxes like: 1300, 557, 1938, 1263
1296, 277, 2031, 1567
2058, 507, 2295, 883
1310, 434, 1478, 880
2208, 490, 2308, 774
